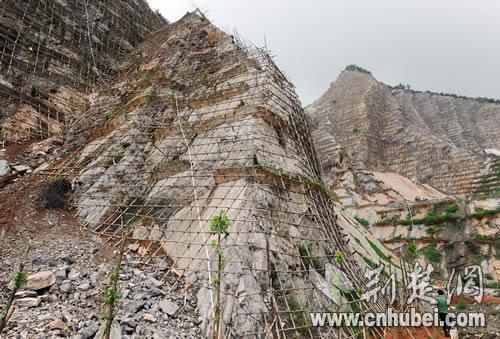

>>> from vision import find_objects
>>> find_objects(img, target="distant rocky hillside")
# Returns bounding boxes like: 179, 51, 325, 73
307, 67, 500, 197
323, 147, 499, 284
307, 66, 500, 305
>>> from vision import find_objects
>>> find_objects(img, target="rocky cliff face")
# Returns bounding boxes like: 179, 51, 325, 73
56, 13, 397, 337
2, 3, 498, 337
0, 0, 166, 143
307, 69, 500, 196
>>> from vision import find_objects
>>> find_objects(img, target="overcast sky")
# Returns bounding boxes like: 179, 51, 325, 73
147, 0, 500, 105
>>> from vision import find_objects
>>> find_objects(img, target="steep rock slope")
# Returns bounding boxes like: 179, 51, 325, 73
20, 13, 398, 338
307, 69, 500, 196
0, 0, 166, 142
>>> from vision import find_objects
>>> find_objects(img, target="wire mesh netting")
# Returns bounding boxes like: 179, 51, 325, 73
0, 0, 165, 143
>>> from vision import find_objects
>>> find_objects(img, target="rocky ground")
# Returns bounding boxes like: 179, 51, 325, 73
0, 171, 202, 338
0, 254, 202, 338
455, 295, 500, 338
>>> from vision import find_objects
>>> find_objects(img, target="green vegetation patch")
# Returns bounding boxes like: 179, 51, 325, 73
375, 207, 460, 226
286, 295, 311, 334
474, 158, 500, 198
344, 64, 371, 75
470, 207, 500, 218
367, 239, 392, 263
474, 233, 500, 242
443, 203, 459, 214
455, 299, 470, 311
485, 281, 500, 289
112, 153, 124, 164
30, 86, 38, 97
425, 226, 443, 236
376, 217, 400, 226
14, 271, 28, 289
354, 216, 369, 227
259, 164, 329, 193
418, 246, 442, 263
361, 255, 377, 269
405, 243, 418, 262
298, 244, 322, 271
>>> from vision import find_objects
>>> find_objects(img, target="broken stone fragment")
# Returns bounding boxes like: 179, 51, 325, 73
309, 268, 342, 306
79, 321, 99, 339
78, 282, 91, 291
25, 270, 56, 290
60, 254, 75, 265
0, 160, 11, 176
96, 323, 122, 339
55, 267, 68, 281
325, 263, 354, 293
48, 319, 66, 330
138, 246, 148, 257
11, 164, 31, 173
143, 313, 157, 323
60, 280, 73, 293
128, 243, 140, 252
37, 313, 54, 322
15, 297, 41, 308
14, 290, 37, 299
68, 269, 81, 280
146, 277, 163, 288
158, 299, 179, 316
122, 300, 145, 314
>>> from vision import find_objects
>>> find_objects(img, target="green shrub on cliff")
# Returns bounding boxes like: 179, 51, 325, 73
344, 64, 371, 75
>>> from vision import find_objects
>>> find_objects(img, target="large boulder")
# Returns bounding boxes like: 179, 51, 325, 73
326, 263, 354, 293
25, 270, 56, 290
158, 299, 180, 316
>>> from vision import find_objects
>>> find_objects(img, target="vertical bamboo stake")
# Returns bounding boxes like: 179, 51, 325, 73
210, 211, 230, 339
102, 232, 127, 339
0, 240, 31, 333
214, 230, 222, 339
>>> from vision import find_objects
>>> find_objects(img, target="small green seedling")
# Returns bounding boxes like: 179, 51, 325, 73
210, 211, 231, 339
335, 250, 344, 264
1, 241, 31, 333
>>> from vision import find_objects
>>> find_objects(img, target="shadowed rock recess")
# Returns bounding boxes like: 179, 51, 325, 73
1, 3, 398, 338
